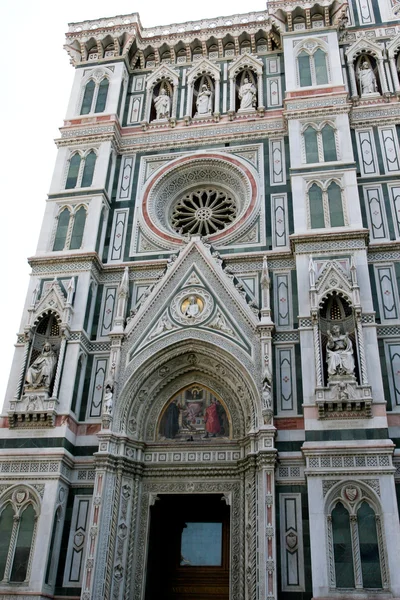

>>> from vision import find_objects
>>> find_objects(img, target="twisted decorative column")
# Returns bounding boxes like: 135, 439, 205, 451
356, 315, 368, 384
312, 315, 323, 387
389, 56, 400, 92
14, 334, 31, 399
52, 334, 68, 398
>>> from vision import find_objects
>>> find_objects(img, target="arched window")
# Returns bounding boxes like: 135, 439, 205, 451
80, 80, 95, 115
53, 205, 87, 251
298, 51, 312, 86
314, 48, 328, 84
322, 124, 337, 161
303, 123, 338, 163
53, 208, 71, 251
81, 151, 96, 187
10, 504, 36, 582
94, 78, 109, 113
328, 485, 386, 590
65, 150, 97, 190
297, 45, 329, 87
0, 505, 14, 579
304, 126, 319, 163
309, 183, 325, 228
80, 78, 109, 115
308, 181, 345, 229
70, 206, 87, 249
66, 153, 81, 189
0, 490, 39, 585
358, 502, 382, 588
328, 182, 344, 227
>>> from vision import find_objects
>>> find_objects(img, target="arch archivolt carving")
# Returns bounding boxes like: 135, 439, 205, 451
117, 340, 260, 438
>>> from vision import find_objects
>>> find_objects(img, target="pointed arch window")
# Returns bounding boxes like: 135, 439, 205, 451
308, 181, 345, 228
314, 48, 328, 84
0, 494, 39, 584
80, 80, 95, 115
297, 45, 329, 87
80, 77, 109, 115
66, 153, 81, 189
81, 151, 96, 187
298, 51, 312, 86
94, 78, 109, 113
53, 208, 71, 251
328, 489, 386, 590
65, 151, 97, 189
303, 123, 338, 163
70, 205, 87, 249
53, 205, 87, 251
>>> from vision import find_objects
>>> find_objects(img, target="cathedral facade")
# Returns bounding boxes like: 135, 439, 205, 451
3, 1, 400, 599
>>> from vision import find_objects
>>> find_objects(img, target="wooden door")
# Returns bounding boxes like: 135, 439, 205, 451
145, 494, 230, 600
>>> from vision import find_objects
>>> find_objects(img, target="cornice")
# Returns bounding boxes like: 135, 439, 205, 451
290, 228, 369, 253
58, 112, 286, 152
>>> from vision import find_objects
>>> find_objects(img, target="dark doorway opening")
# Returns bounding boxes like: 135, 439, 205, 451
145, 494, 230, 600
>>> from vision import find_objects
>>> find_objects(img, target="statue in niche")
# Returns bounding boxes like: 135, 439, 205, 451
154, 88, 171, 120
262, 355, 272, 412
103, 384, 113, 415
326, 325, 355, 377
25, 341, 57, 390
239, 77, 257, 110
358, 61, 378, 95
196, 84, 213, 115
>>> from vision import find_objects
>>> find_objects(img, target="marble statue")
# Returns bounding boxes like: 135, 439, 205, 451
262, 355, 273, 411
154, 89, 171, 120
239, 77, 257, 110
25, 342, 57, 389
103, 385, 113, 415
262, 380, 272, 411
184, 295, 201, 318
326, 325, 355, 376
210, 310, 233, 335
150, 314, 173, 338
358, 62, 378, 95
196, 84, 213, 115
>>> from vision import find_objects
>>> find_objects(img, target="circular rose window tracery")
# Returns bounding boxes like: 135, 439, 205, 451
171, 188, 237, 235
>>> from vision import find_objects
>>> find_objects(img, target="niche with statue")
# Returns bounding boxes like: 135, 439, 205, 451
309, 257, 373, 419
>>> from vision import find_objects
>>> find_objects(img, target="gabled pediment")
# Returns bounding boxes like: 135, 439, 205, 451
186, 58, 221, 84
345, 36, 384, 61
228, 53, 264, 77
314, 260, 353, 306
387, 33, 400, 58
31, 280, 69, 327
146, 63, 180, 87
124, 238, 259, 361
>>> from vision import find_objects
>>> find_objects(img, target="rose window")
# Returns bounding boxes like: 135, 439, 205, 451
171, 189, 237, 235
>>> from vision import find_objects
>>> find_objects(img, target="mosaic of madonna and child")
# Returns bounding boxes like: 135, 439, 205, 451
158, 385, 230, 441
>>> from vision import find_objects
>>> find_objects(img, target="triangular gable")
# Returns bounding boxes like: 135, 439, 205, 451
146, 63, 180, 88
345, 36, 384, 61
186, 58, 221, 84
32, 280, 68, 326
228, 53, 264, 78
124, 239, 258, 360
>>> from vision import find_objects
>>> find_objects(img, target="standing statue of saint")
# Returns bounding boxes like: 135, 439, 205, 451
238, 77, 257, 110
358, 62, 378, 95
196, 84, 213, 115
326, 325, 355, 376
154, 89, 171, 120
25, 342, 58, 390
